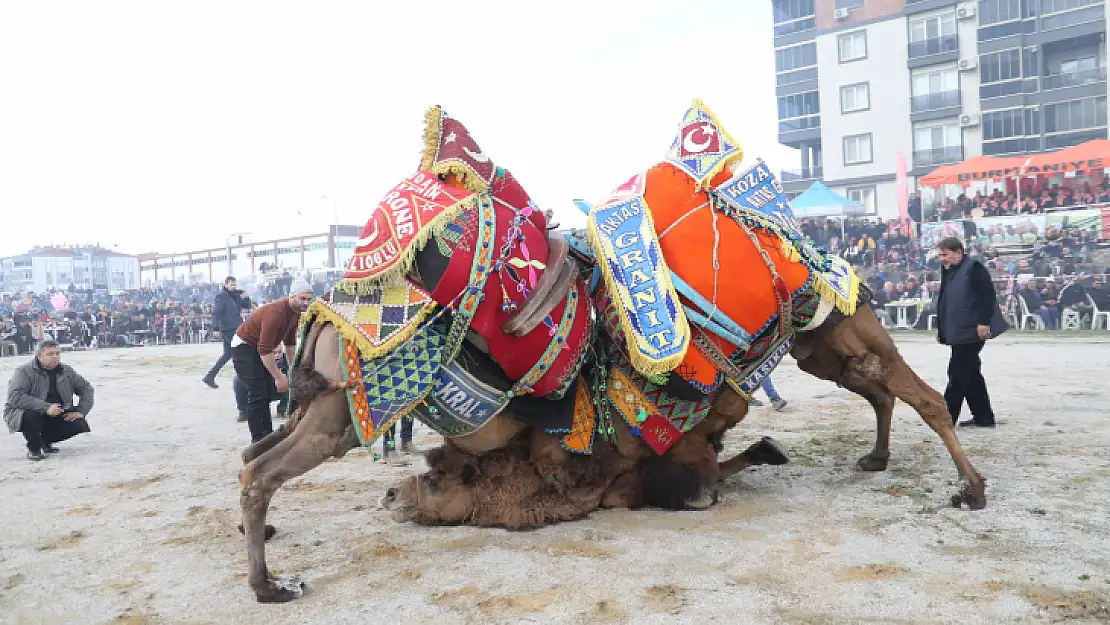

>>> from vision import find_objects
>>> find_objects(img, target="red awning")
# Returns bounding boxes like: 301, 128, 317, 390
919, 139, 1110, 187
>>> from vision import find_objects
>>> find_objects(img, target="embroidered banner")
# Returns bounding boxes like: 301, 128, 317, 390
664, 99, 743, 189
343, 170, 475, 286
414, 360, 511, 438
305, 280, 436, 361
811, 254, 860, 317
420, 106, 498, 193
733, 331, 795, 396
587, 174, 690, 376
341, 326, 443, 447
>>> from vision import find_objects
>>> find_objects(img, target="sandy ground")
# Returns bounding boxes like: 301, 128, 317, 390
1, 334, 1109, 624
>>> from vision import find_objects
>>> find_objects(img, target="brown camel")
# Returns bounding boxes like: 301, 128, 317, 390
237, 297, 985, 602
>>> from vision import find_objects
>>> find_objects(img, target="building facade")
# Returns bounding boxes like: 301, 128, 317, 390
0, 246, 140, 295
138, 225, 362, 287
774, 0, 1109, 218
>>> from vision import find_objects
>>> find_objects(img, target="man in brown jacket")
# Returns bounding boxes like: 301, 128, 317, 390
4, 340, 95, 460
232, 280, 314, 443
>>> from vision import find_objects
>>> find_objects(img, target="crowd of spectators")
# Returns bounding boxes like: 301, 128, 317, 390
934, 176, 1110, 220
0, 272, 341, 357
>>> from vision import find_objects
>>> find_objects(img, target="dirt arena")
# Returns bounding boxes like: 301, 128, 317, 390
1, 334, 1108, 624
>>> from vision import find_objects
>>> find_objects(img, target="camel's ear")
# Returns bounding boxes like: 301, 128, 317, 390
460, 463, 479, 486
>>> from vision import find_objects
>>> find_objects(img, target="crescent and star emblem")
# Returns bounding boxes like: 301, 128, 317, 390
682, 123, 716, 154
356, 219, 380, 247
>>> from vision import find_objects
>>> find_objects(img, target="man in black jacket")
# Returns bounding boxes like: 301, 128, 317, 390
203, 277, 249, 388
935, 237, 1008, 428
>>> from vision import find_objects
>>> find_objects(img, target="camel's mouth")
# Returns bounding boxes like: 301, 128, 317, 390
379, 487, 417, 522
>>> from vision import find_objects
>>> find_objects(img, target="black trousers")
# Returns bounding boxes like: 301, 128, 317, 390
945, 342, 996, 425
20, 411, 91, 452
231, 343, 278, 443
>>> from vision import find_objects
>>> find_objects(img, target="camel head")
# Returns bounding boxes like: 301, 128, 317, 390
380, 463, 479, 525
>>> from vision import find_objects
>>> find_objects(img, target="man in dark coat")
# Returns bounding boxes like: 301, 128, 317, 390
4, 340, 95, 460
935, 237, 1008, 428
203, 276, 250, 388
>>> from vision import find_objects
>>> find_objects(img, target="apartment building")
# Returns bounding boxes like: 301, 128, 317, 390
773, 0, 1109, 218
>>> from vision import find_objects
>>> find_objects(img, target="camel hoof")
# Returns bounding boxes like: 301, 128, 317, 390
750, 437, 790, 466
855, 454, 889, 472
255, 574, 306, 603
237, 524, 277, 541
951, 480, 987, 511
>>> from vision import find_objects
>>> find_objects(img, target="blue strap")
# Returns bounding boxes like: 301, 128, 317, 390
682, 305, 750, 348
669, 271, 750, 345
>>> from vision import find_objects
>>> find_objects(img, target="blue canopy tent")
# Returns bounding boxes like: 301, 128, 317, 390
788, 182, 866, 237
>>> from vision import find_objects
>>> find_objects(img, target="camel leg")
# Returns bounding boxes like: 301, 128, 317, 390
718, 437, 790, 481
241, 425, 291, 464
822, 308, 986, 510
239, 391, 357, 603
842, 369, 895, 472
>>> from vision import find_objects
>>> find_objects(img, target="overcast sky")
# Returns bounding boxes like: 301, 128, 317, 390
0, 0, 794, 258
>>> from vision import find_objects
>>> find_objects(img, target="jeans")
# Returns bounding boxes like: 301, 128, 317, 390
1037, 306, 1060, 329
945, 342, 996, 424
20, 410, 91, 452
232, 344, 278, 442
383, 416, 414, 450
760, 377, 781, 402
205, 330, 236, 381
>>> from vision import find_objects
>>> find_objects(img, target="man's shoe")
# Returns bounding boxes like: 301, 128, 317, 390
771, 398, 788, 411
203, 377, 219, 389
237, 411, 248, 423
27, 449, 45, 461
42, 443, 59, 454
958, 419, 996, 428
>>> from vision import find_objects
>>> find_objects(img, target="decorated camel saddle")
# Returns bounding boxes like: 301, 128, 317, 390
298, 106, 592, 447
568, 99, 863, 455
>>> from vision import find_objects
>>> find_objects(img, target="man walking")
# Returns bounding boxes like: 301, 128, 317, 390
231, 280, 313, 443
203, 276, 249, 389
4, 340, 95, 460
935, 237, 1008, 428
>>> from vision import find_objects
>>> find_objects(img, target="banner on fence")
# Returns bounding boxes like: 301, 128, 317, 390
971, 215, 1046, 245
1046, 209, 1101, 234
920, 220, 969, 249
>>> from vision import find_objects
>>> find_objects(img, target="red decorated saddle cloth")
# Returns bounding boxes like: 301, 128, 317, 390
338, 106, 591, 400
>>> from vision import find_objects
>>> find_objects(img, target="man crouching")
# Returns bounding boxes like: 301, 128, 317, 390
4, 340, 95, 460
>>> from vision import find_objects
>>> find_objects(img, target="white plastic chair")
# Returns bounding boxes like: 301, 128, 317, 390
1018, 294, 1046, 330
1089, 294, 1110, 330
927, 313, 937, 330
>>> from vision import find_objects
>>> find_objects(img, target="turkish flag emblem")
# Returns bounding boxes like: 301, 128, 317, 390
678, 122, 721, 157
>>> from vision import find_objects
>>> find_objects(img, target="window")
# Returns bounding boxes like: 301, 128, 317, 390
913, 122, 963, 166
1045, 97, 1108, 133
911, 66, 960, 110
775, 42, 817, 73
773, 0, 815, 23
983, 108, 1038, 140
978, 0, 1024, 25
840, 83, 870, 113
777, 91, 820, 119
909, 12, 956, 42
843, 133, 873, 165
846, 186, 876, 213
1041, 0, 1101, 15
838, 31, 867, 62
1060, 55, 1098, 74
979, 49, 1022, 83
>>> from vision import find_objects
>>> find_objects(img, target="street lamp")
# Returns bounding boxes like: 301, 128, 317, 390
225, 231, 251, 278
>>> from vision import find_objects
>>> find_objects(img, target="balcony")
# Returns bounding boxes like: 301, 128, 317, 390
911, 90, 961, 113
781, 166, 824, 183
778, 115, 821, 134
913, 146, 964, 169
774, 16, 816, 38
908, 35, 957, 60
1042, 67, 1108, 90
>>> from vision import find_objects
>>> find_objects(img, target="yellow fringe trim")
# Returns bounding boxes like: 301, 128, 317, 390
586, 194, 690, 376
810, 270, 860, 317
418, 104, 490, 194
688, 98, 744, 190
302, 297, 436, 362
777, 235, 802, 263
336, 193, 478, 295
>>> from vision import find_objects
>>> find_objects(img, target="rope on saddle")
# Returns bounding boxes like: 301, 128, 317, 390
726, 202, 794, 337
